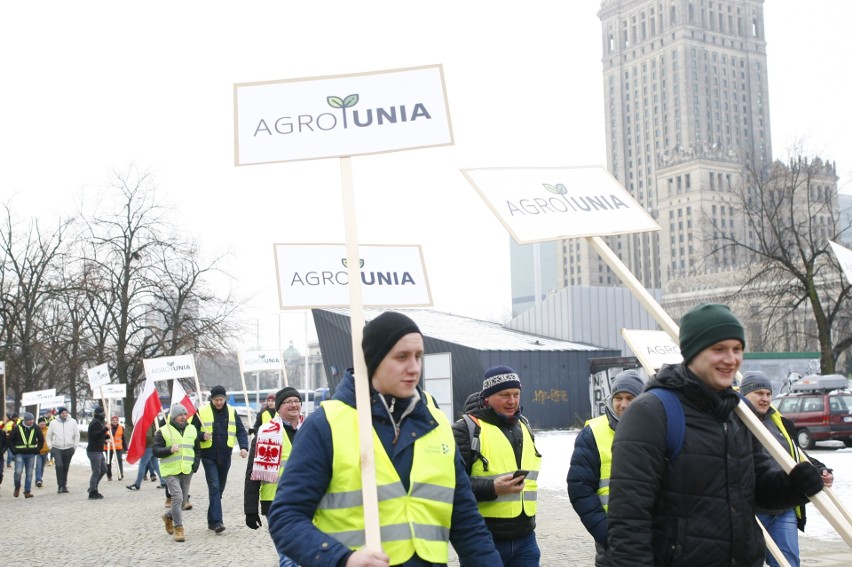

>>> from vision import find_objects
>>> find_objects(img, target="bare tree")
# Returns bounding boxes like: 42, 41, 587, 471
709, 155, 851, 373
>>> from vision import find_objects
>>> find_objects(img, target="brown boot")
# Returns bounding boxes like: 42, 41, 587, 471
182, 501, 192, 510
162, 513, 174, 535
173, 526, 185, 542
164, 497, 172, 508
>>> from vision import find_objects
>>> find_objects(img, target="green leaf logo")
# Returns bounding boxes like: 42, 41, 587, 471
543, 183, 568, 195
327, 93, 359, 128
341, 259, 365, 268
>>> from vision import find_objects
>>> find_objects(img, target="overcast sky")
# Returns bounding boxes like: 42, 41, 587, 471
1, 1, 850, 352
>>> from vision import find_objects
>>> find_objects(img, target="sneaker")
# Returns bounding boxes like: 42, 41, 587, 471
88, 491, 104, 500
162, 513, 174, 535
126, 484, 140, 491
214, 523, 225, 534
36, 481, 42, 488
24, 492, 33, 498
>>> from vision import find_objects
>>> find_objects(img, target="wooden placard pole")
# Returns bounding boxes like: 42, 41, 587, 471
588, 235, 852, 548
236, 353, 255, 433
340, 156, 382, 551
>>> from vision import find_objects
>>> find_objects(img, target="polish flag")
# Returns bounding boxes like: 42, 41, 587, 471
171, 379, 197, 418
126, 376, 162, 464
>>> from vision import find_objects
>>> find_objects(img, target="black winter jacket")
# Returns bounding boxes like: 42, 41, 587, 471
451, 395, 538, 540
10, 422, 44, 455
607, 363, 810, 566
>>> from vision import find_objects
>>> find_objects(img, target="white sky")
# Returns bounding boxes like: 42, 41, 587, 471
1, 1, 850, 352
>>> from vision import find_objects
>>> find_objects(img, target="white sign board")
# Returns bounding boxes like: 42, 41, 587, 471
622, 329, 683, 373
423, 353, 453, 423
99, 384, 127, 399
21, 388, 57, 406
0, 361, 4, 374
461, 166, 661, 244
143, 355, 197, 382
40, 395, 66, 409
829, 240, 852, 285
87, 363, 111, 391
240, 351, 285, 372
274, 243, 432, 309
234, 65, 453, 165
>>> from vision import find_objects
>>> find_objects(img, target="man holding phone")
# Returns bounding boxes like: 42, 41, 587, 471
453, 366, 543, 566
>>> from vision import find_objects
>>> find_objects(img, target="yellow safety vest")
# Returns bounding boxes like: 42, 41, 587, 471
586, 415, 615, 512
314, 396, 455, 565
158, 423, 198, 476
198, 405, 237, 449
470, 418, 541, 519
769, 410, 804, 521
260, 409, 274, 426
259, 423, 294, 502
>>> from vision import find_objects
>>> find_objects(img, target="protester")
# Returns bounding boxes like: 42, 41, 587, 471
46, 406, 79, 494
104, 415, 126, 481
568, 369, 644, 566
10, 412, 44, 498
127, 422, 166, 492
0, 416, 6, 489
154, 404, 200, 542
86, 406, 110, 500
268, 311, 501, 566
452, 365, 543, 566
4, 413, 19, 469
36, 417, 50, 488
250, 392, 277, 435
244, 387, 303, 567
608, 303, 826, 566
191, 384, 249, 533
740, 370, 835, 567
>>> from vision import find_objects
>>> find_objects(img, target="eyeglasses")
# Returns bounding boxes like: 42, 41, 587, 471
283, 399, 302, 406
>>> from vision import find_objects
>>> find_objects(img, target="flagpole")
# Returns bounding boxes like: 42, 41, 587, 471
236, 353, 254, 434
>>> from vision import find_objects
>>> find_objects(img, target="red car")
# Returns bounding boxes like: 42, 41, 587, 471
773, 374, 852, 450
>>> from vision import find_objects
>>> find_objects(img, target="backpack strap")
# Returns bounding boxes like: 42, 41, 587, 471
646, 389, 685, 462
462, 414, 489, 471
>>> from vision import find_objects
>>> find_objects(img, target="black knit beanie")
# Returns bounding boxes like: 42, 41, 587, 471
209, 385, 227, 400
275, 387, 302, 410
362, 312, 422, 378
679, 303, 745, 364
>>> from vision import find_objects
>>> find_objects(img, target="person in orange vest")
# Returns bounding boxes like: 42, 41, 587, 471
104, 415, 126, 481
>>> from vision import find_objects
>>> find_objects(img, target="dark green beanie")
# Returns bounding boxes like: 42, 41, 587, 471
679, 303, 745, 364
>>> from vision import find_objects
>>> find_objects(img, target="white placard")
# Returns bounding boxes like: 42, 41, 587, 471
40, 395, 66, 409
143, 355, 197, 382
235, 65, 453, 165
87, 363, 111, 391
240, 351, 285, 372
99, 384, 127, 399
461, 166, 660, 244
829, 240, 852, 284
621, 329, 683, 372
274, 243, 432, 309
21, 388, 57, 406
0, 361, 5, 374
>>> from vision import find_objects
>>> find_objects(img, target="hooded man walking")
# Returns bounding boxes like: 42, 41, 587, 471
86, 406, 110, 500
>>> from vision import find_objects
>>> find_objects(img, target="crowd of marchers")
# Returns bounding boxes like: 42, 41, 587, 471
1, 304, 836, 567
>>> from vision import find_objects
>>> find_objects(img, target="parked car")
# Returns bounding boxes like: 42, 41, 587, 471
773, 374, 852, 449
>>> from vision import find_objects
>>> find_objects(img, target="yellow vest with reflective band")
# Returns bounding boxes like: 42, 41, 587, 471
260, 409, 273, 426
259, 422, 294, 502
585, 415, 615, 512
470, 417, 541, 519
314, 395, 455, 565
198, 405, 237, 449
158, 422, 198, 476
769, 410, 805, 521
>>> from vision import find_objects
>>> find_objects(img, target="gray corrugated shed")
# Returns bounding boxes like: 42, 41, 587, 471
324, 308, 607, 352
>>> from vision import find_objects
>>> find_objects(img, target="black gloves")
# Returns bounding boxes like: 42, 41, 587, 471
789, 462, 824, 497
245, 513, 263, 529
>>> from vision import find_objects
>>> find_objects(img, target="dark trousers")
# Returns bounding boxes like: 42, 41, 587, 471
106, 449, 124, 479
51, 447, 75, 490
87, 451, 107, 493
201, 456, 231, 526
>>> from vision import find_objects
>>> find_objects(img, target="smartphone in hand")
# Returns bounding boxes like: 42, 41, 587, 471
512, 470, 529, 479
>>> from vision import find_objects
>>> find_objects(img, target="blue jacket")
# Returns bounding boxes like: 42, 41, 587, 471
267, 370, 501, 567
567, 409, 618, 547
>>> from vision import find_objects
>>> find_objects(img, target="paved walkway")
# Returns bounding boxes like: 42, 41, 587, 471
1, 452, 849, 566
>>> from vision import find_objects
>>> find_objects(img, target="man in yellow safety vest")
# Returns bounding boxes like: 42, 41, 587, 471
155, 404, 200, 542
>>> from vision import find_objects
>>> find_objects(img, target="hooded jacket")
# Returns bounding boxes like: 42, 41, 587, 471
266, 369, 501, 567
607, 363, 811, 566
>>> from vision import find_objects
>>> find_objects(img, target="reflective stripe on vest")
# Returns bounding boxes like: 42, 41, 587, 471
198, 405, 236, 449
104, 424, 124, 451
469, 417, 541, 519
158, 423, 198, 476
14, 425, 37, 449
586, 415, 615, 511
770, 410, 804, 521
314, 396, 455, 565
259, 429, 293, 502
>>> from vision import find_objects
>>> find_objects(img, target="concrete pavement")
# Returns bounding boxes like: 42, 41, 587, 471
1, 452, 849, 566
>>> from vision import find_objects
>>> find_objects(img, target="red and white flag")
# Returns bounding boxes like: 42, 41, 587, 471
126, 375, 162, 464
171, 379, 197, 418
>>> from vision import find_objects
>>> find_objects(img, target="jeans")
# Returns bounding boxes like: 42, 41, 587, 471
14, 453, 36, 492
493, 531, 541, 567
201, 456, 231, 526
52, 447, 75, 490
758, 509, 800, 567
87, 451, 107, 493
35, 453, 47, 483
133, 448, 166, 487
